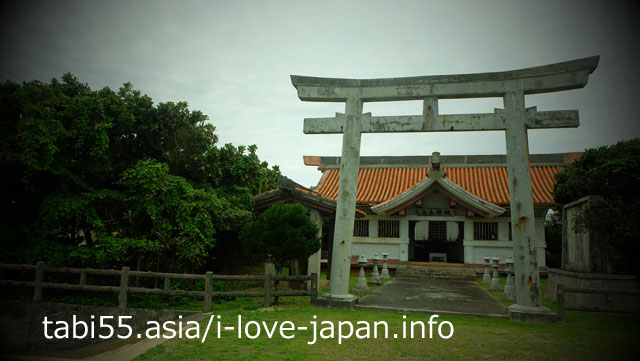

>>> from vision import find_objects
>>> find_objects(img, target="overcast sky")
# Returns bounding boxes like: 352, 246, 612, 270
1, 0, 638, 187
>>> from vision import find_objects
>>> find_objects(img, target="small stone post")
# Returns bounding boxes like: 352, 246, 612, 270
502, 257, 516, 301
368, 254, 381, 285
310, 272, 318, 305
556, 283, 566, 321
79, 270, 87, 287
203, 271, 213, 312
489, 255, 503, 291
263, 273, 272, 308
482, 255, 491, 284
353, 255, 369, 294
33, 261, 45, 301
380, 252, 391, 280
119, 266, 130, 309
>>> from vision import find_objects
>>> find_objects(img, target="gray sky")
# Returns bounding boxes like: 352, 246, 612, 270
2, 0, 638, 187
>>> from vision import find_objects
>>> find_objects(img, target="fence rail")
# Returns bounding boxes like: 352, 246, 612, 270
0, 262, 318, 312
555, 283, 640, 321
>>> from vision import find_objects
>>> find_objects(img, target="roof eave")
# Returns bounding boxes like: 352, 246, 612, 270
371, 172, 505, 218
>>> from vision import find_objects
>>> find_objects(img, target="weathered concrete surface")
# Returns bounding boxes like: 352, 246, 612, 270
303, 152, 583, 170
326, 97, 363, 299
304, 109, 579, 134
504, 90, 542, 308
355, 278, 508, 318
307, 209, 322, 289
561, 195, 610, 273
394, 265, 476, 281
291, 56, 599, 101
509, 304, 556, 324
546, 268, 640, 313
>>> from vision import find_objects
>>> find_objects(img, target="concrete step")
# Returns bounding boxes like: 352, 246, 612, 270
395, 265, 476, 280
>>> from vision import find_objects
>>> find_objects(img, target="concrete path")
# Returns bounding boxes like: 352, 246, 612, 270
355, 278, 508, 318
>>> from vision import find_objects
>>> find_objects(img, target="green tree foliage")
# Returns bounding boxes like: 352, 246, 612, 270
552, 139, 640, 275
0, 74, 280, 271
240, 203, 321, 275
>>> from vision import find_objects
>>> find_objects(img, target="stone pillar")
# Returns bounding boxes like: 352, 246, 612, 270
503, 90, 545, 313
463, 220, 475, 264
327, 97, 363, 301
265, 261, 275, 276
307, 209, 323, 290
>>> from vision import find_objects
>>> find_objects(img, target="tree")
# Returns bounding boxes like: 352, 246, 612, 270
553, 139, 640, 275
240, 203, 321, 304
0, 74, 280, 272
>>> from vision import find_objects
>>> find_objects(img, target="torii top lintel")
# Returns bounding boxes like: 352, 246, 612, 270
291, 56, 599, 134
291, 56, 599, 102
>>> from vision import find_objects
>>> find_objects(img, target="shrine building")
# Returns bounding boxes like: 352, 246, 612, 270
304, 152, 581, 267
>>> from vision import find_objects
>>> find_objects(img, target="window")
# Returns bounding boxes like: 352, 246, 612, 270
474, 222, 498, 240
378, 220, 400, 238
354, 220, 369, 237
428, 221, 447, 241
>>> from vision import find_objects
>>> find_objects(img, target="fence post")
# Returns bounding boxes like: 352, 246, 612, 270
556, 283, 565, 321
33, 261, 45, 301
606, 293, 613, 311
119, 266, 130, 309
263, 273, 272, 308
80, 270, 87, 287
203, 271, 213, 313
164, 277, 170, 292
310, 273, 318, 305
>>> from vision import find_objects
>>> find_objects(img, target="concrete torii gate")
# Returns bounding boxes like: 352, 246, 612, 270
291, 56, 599, 319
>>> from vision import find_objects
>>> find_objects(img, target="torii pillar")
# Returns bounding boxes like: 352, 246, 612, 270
292, 56, 599, 317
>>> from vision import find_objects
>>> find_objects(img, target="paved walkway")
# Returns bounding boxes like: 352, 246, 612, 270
355, 278, 508, 318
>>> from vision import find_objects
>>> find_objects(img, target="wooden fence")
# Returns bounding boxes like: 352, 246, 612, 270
555, 283, 640, 321
0, 262, 318, 312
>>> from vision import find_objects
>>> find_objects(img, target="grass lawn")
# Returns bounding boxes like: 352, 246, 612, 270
134, 275, 638, 361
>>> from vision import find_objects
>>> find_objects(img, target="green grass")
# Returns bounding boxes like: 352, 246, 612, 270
134, 274, 638, 361
476, 275, 556, 311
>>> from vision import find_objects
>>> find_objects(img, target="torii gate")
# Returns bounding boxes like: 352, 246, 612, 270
291, 56, 599, 318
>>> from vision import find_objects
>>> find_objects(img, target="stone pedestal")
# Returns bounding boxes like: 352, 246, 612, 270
509, 304, 556, 324
314, 294, 358, 310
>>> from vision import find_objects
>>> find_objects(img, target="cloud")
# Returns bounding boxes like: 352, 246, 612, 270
1, 0, 638, 187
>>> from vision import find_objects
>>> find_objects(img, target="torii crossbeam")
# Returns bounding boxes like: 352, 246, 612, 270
291, 56, 599, 318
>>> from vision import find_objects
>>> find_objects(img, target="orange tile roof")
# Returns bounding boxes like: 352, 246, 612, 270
314, 166, 562, 207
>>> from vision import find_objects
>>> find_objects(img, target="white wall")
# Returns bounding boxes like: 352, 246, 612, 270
349, 215, 547, 266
